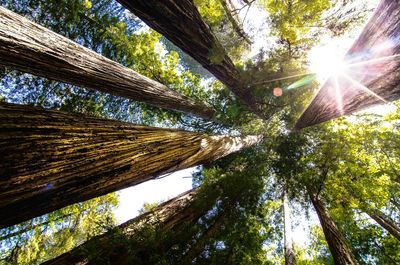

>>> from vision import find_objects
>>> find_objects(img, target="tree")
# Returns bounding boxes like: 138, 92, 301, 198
0, 102, 261, 228
367, 210, 400, 242
218, 0, 252, 45
115, 0, 269, 119
0, 6, 215, 120
43, 190, 198, 265
44, 143, 270, 264
283, 190, 296, 265
308, 188, 358, 265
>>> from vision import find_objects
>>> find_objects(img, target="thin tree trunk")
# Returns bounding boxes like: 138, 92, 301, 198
43, 189, 200, 265
183, 199, 235, 263
183, 213, 226, 263
283, 191, 296, 265
0, 7, 215, 120
308, 190, 358, 265
296, 0, 400, 129
219, 0, 252, 45
116, 0, 267, 118
368, 210, 400, 241
0, 102, 261, 228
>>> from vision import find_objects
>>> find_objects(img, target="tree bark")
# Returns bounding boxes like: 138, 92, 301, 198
116, 0, 267, 118
368, 210, 400, 241
283, 191, 296, 265
309, 190, 358, 265
43, 189, 200, 265
0, 7, 215, 120
296, 0, 400, 129
0, 102, 261, 228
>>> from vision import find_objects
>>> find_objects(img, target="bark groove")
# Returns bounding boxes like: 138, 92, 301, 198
0, 102, 261, 228
0, 7, 215, 120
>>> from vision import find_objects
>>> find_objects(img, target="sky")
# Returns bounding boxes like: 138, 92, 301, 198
114, 168, 195, 224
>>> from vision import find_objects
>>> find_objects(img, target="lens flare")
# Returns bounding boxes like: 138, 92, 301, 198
273, 87, 282, 97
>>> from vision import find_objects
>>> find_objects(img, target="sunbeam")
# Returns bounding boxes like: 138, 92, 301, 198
333, 76, 344, 115
252, 72, 315, 86
341, 73, 387, 103
347, 53, 400, 68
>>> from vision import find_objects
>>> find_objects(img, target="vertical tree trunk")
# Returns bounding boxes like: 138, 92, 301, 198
368, 210, 400, 241
283, 191, 296, 265
0, 102, 261, 228
296, 0, 400, 129
0, 7, 215, 120
309, 190, 358, 265
43, 190, 200, 265
116, 0, 267, 118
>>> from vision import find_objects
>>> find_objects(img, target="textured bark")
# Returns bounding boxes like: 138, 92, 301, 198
296, 0, 400, 129
0, 102, 261, 228
116, 0, 266, 118
309, 191, 358, 265
368, 210, 400, 241
283, 191, 296, 265
0, 7, 215, 120
43, 190, 199, 265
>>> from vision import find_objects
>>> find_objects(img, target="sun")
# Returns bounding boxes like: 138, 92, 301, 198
308, 42, 348, 83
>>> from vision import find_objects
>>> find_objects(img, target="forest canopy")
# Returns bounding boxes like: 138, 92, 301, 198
0, 0, 399, 264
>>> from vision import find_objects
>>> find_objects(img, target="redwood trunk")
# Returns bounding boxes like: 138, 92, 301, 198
283, 191, 296, 265
296, 0, 400, 129
43, 190, 200, 265
0, 7, 215, 120
368, 210, 400, 241
309, 191, 358, 265
116, 0, 266, 118
0, 102, 261, 228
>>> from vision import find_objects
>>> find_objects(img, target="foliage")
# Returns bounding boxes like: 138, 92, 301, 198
0, 193, 118, 264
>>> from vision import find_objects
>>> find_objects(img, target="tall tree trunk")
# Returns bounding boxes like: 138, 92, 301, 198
116, 0, 267, 119
368, 210, 400, 241
0, 102, 261, 228
283, 191, 296, 265
0, 7, 215, 120
43, 189, 200, 265
296, 0, 400, 129
308, 190, 358, 265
